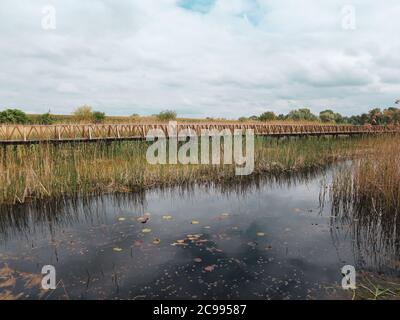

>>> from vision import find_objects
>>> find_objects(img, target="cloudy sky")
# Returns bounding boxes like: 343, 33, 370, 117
0, 0, 399, 118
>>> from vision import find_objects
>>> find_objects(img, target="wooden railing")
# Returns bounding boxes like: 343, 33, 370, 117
0, 123, 399, 144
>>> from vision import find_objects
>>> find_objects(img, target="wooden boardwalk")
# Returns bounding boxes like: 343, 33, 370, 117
0, 123, 399, 145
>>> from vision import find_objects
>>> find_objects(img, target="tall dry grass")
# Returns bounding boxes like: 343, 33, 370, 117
331, 136, 400, 217
0, 135, 389, 205
330, 135, 400, 272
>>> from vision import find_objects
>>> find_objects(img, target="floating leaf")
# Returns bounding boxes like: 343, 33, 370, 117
142, 228, 152, 233
187, 234, 202, 241
221, 213, 230, 217
118, 217, 126, 221
137, 216, 149, 224
204, 265, 216, 272
171, 242, 187, 246
162, 215, 172, 220
203, 226, 211, 229
113, 247, 123, 252
191, 220, 199, 225
193, 258, 202, 263
256, 232, 266, 237
247, 241, 257, 248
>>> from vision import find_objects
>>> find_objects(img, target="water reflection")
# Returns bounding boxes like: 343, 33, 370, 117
329, 167, 400, 275
0, 167, 398, 300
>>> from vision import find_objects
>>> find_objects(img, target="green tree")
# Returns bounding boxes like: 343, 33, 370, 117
258, 111, 277, 121
73, 105, 93, 122
37, 111, 55, 125
319, 110, 336, 123
156, 110, 177, 121
0, 109, 28, 124
92, 111, 105, 123
368, 108, 384, 125
287, 108, 318, 121
319, 109, 344, 123
383, 107, 400, 124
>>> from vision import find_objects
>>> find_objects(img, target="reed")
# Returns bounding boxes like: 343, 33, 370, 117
330, 136, 400, 272
0, 135, 391, 205
331, 135, 400, 217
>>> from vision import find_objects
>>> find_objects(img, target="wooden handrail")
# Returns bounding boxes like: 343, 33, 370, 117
0, 123, 399, 144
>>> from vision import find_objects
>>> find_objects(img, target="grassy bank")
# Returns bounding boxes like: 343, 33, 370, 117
0, 135, 395, 205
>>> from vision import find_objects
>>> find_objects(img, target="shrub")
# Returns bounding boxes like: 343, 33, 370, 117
73, 105, 93, 122
287, 108, 318, 121
156, 110, 177, 121
319, 110, 336, 123
37, 112, 55, 125
0, 109, 28, 124
92, 111, 105, 123
258, 111, 277, 121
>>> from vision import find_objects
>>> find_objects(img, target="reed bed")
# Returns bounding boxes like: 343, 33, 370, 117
331, 136, 400, 217
0, 135, 391, 205
330, 136, 400, 272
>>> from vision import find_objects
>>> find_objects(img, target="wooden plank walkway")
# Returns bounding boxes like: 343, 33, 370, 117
0, 123, 399, 145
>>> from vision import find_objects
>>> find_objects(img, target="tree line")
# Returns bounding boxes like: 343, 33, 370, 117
1, 105, 400, 125
240, 106, 400, 125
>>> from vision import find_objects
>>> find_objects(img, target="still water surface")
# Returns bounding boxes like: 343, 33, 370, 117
0, 169, 398, 299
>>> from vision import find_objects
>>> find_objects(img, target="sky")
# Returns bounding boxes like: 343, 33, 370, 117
0, 0, 399, 118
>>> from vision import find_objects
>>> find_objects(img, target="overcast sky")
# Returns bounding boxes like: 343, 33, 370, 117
0, 0, 399, 118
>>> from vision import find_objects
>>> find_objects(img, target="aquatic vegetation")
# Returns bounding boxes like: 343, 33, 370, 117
329, 136, 400, 272
331, 136, 400, 218
0, 135, 396, 205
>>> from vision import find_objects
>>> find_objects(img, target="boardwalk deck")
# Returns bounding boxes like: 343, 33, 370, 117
0, 123, 399, 145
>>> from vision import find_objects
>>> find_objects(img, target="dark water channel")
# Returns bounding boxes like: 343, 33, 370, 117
0, 167, 399, 300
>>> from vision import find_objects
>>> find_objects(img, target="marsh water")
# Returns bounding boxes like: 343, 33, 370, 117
0, 167, 399, 300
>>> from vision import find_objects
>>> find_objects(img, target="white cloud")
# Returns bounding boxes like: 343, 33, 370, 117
0, 0, 399, 117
